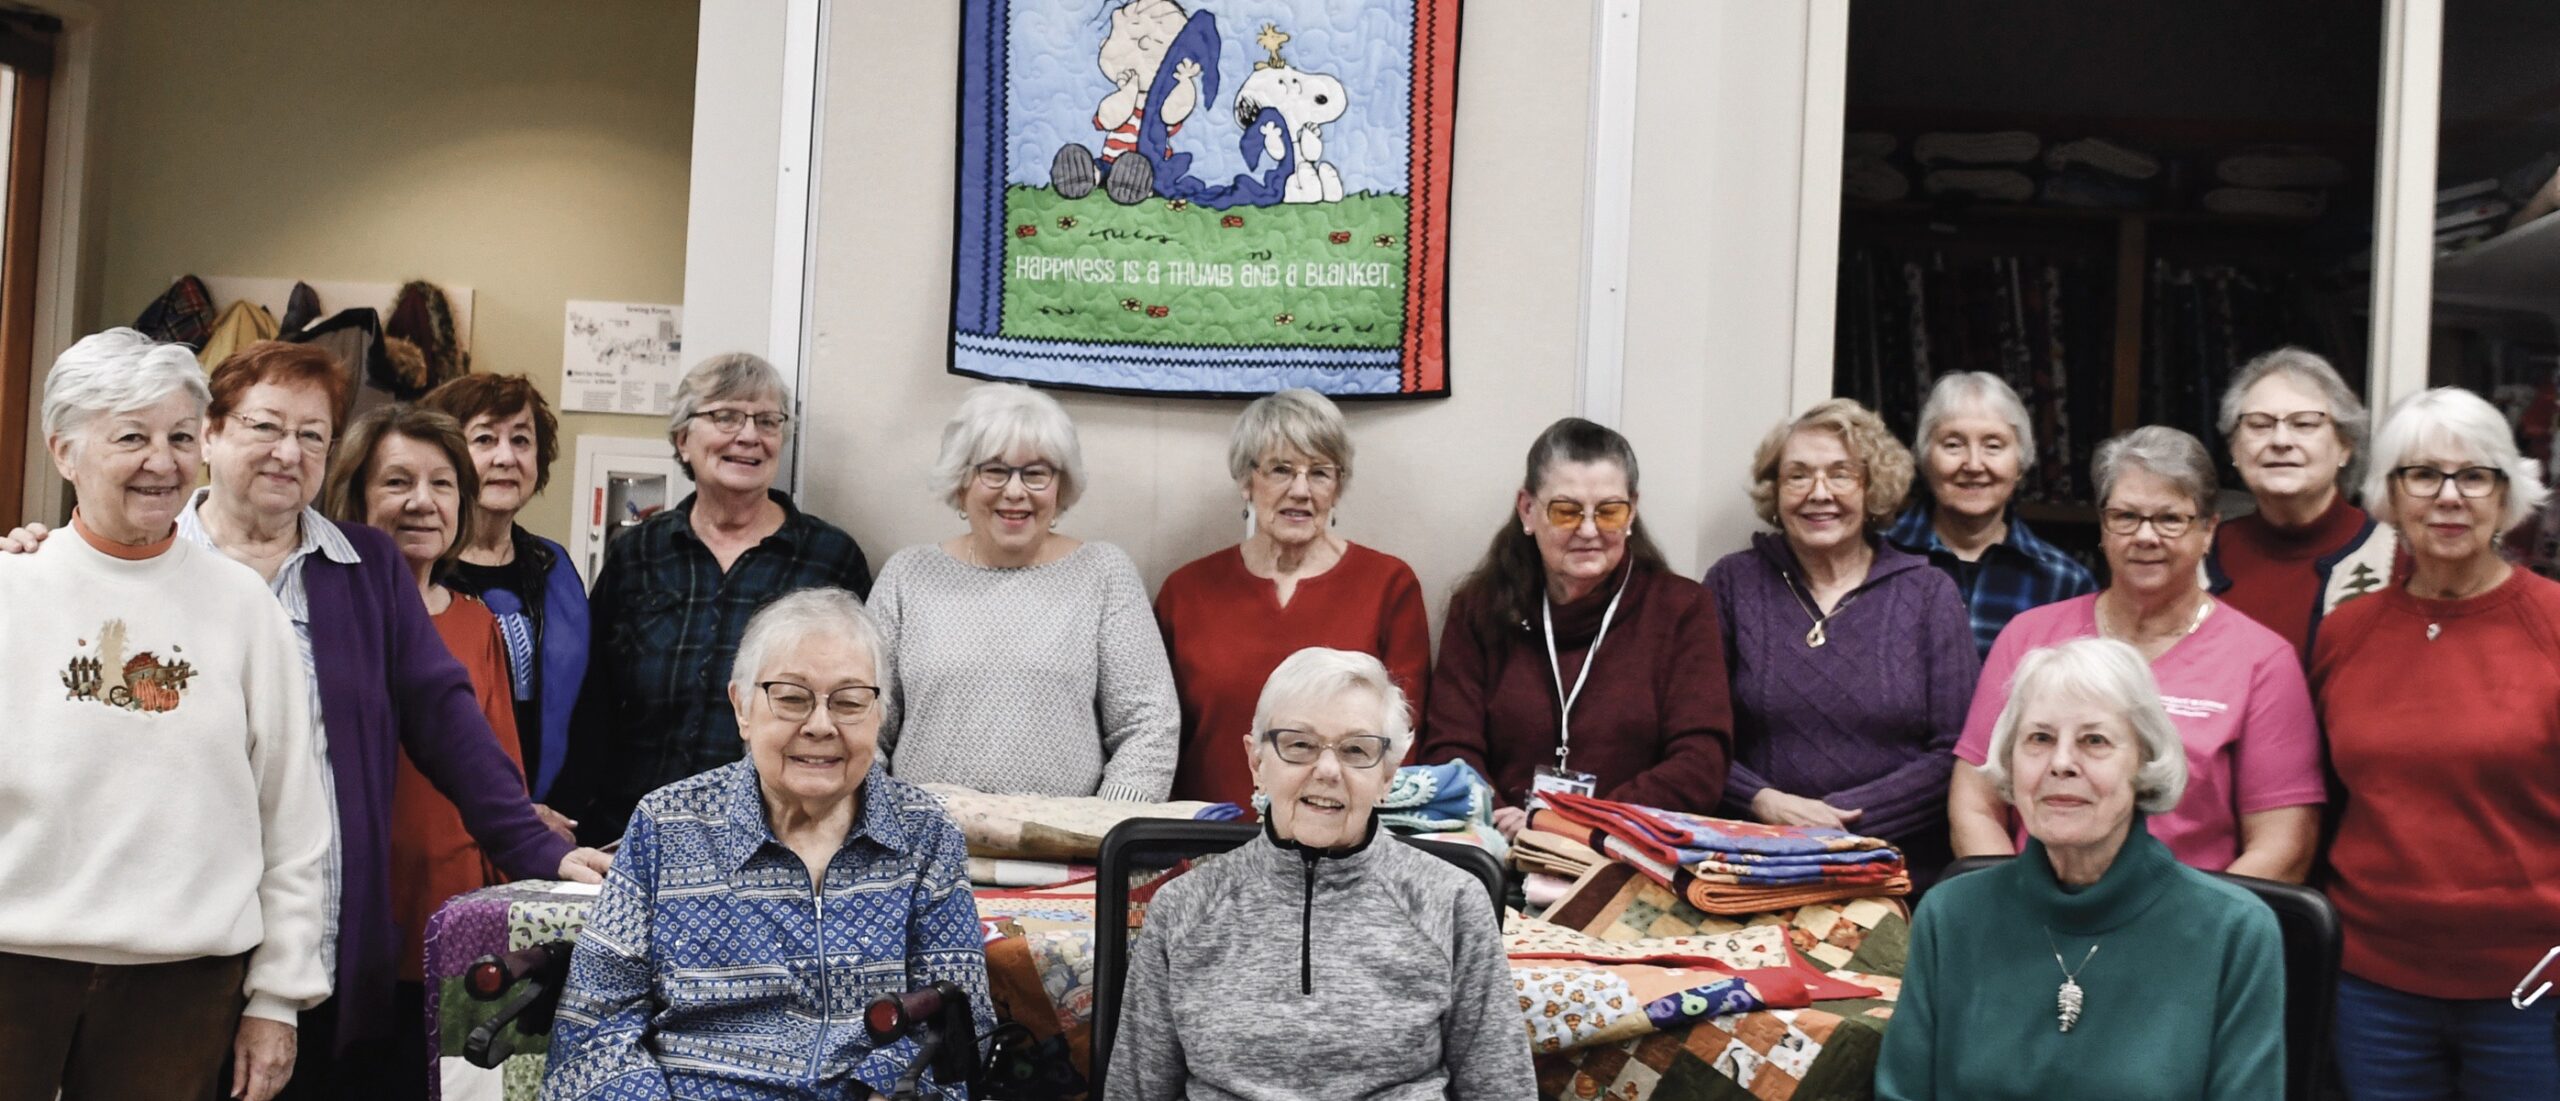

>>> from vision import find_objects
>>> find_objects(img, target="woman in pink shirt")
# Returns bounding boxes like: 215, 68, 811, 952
1947, 426, 2325, 880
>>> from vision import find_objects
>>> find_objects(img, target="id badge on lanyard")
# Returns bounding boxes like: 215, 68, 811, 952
1528, 567, 1631, 810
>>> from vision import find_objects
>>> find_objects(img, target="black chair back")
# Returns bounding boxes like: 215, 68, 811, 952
1939, 856, 2340, 1101
1086, 819, 1506, 1099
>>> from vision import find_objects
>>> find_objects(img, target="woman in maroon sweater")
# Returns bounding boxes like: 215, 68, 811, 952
2209, 347, 2396, 662
1415, 418, 1733, 838
2314, 386, 2560, 1094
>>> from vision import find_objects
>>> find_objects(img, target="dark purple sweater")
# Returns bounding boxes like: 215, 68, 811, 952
306, 520, 571, 1050
1702, 534, 1978, 856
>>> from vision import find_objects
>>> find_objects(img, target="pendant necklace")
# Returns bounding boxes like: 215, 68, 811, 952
1783, 574, 1857, 648
2047, 929, 2099, 1033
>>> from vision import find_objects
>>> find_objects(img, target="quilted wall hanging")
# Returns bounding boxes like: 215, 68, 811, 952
951, 0, 1460, 397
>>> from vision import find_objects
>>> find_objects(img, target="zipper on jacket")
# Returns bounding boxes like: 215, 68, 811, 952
1299, 854, 1316, 995
811, 880, 828, 1081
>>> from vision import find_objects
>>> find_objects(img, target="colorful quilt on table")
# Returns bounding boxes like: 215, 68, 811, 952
952, 0, 1460, 396
422, 880, 598, 1101
921, 783, 1238, 861
1530, 798, 1912, 914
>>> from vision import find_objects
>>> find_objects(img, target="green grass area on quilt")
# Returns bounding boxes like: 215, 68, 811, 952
998, 185, 1410, 349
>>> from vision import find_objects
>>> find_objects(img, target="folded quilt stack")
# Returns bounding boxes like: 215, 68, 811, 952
1532, 791, 1911, 915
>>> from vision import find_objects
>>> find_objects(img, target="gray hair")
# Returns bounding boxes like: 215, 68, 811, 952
728, 587, 885, 694
2092, 426, 2218, 515
1248, 646, 1414, 762
42, 328, 212, 445
1915, 371, 2037, 472
1227, 388, 1353, 492
2361, 387, 2551, 533
931, 382, 1086, 512
668, 353, 792, 477
1979, 638, 2188, 815
2218, 346, 2371, 495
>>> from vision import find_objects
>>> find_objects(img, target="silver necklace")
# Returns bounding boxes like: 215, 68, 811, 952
2047, 929, 2099, 1032
1782, 574, 1858, 648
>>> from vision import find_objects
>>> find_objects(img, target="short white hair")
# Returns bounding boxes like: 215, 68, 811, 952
2218, 346, 2371, 496
2361, 387, 2550, 533
668, 353, 792, 479
42, 328, 212, 443
2093, 426, 2219, 516
1915, 372, 2036, 472
1978, 638, 2188, 816
931, 382, 1086, 512
1227, 388, 1353, 492
1248, 647, 1413, 761
728, 587, 884, 693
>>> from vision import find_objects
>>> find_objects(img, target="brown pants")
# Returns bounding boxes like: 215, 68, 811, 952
0, 950, 249, 1101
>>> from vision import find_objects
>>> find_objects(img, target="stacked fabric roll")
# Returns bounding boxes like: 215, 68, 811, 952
1842, 130, 1910, 203
2205, 146, 2343, 219
2042, 137, 2160, 209
1529, 790, 1910, 915
1915, 129, 2040, 202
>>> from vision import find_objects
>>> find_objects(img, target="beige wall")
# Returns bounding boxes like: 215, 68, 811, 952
798, 2, 1832, 631
77, 0, 697, 544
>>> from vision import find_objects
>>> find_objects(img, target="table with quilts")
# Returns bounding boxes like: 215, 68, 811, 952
422, 773, 1913, 1101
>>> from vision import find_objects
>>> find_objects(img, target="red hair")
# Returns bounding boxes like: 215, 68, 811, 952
207, 341, 355, 431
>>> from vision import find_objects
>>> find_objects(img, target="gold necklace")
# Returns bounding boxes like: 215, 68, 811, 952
1782, 573, 1857, 648
2097, 591, 2209, 645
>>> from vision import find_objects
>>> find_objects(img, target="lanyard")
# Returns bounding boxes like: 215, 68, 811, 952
1542, 565, 1634, 771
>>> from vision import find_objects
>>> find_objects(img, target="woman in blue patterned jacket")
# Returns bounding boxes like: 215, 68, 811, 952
544, 588, 991, 1100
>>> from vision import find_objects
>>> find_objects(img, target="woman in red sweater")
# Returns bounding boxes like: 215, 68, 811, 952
2209, 347, 2397, 662
1414, 418, 1733, 838
2313, 386, 2560, 1095
1155, 390, 1430, 807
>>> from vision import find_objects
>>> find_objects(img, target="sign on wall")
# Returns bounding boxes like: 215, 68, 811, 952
951, 0, 1460, 397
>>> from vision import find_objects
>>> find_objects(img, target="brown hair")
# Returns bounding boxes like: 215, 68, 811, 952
1448, 417, 1669, 638
323, 404, 481, 574
207, 340, 355, 433
419, 373, 563, 494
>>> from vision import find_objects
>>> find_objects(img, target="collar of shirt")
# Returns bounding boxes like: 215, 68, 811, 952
667, 488, 811, 553
711, 757, 912, 878
1886, 501, 2073, 571
175, 488, 361, 621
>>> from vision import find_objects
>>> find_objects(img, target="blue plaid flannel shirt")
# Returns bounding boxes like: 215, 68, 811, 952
1885, 505, 2098, 657
544, 760, 992, 1100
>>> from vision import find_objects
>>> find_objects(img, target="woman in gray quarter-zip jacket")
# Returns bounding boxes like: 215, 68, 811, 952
1106, 647, 1537, 1101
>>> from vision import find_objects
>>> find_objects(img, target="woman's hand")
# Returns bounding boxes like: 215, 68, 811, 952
557, 847, 612, 883
532, 803, 578, 844
1750, 789, 1863, 830
0, 522, 48, 554
1492, 805, 1530, 841
230, 1016, 296, 1101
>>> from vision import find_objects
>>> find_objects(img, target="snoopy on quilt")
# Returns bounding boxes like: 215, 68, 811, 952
1235, 25, 1348, 204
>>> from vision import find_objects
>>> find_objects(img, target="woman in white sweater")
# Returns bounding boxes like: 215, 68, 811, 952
871, 382, 1179, 801
0, 329, 332, 1101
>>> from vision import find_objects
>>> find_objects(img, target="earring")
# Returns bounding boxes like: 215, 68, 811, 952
1241, 506, 1251, 520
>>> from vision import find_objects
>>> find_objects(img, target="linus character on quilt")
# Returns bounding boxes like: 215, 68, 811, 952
1051, 0, 1207, 206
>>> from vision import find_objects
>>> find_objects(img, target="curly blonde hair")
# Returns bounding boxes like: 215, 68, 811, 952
1748, 397, 1914, 529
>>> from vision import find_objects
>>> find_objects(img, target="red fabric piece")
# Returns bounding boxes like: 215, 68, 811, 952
2215, 495, 2370, 662
1416, 565, 1733, 814
2312, 566, 2560, 999
388, 595, 524, 982
1154, 543, 1431, 807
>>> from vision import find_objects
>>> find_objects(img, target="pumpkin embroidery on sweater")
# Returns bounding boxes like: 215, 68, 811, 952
59, 619, 195, 713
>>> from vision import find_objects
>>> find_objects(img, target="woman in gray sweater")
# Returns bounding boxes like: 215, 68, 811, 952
1106, 647, 1536, 1101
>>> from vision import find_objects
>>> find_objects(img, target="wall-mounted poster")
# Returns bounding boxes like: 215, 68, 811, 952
952, 0, 1460, 398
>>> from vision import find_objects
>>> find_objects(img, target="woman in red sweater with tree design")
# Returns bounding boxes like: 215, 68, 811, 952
2209, 347, 2397, 664
2313, 386, 2560, 1096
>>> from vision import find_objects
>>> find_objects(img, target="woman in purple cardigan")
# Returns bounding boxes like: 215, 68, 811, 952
1703, 399, 1978, 884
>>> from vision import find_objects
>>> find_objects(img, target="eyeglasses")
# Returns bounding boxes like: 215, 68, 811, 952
756, 681, 880, 724
2393, 465, 2506, 499
974, 462, 1057, 491
1544, 499, 1634, 532
1261, 728, 1391, 769
690, 408, 792, 435
2100, 508, 2200, 538
1779, 464, 1864, 494
2236, 410, 2333, 437
229, 412, 331, 453
1256, 461, 1341, 491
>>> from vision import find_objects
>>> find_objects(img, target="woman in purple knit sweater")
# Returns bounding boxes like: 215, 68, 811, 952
1703, 399, 1978, 883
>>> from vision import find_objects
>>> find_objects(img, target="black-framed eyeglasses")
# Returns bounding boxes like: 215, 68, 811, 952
1256, 460, 1341, 491
1260, 728, 1391, 769
690, 408, 792, 435
2100, 508, 2199, 538
756, 681, 880, 724
229, 412, 331, 453
974, 462, 1056, 491
2236, 410, 2333, 437
2394, 465, 2506, 499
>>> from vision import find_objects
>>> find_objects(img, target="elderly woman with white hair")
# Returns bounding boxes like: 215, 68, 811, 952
1950, 427, 2325, 880
1885, 372, 2099, 657
871, 382, 1178, 800
2312, 387, 2560, 1094
555, 352, 873, 845
1107, 647, 1536, 1101
1878, 637, 2285, 1099
2209, 347, 2397, 662
0, 329, 331, 1100
545, 587, 993, 1100
1154, 388, 1430, 806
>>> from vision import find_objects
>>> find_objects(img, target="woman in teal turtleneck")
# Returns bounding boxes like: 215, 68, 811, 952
1879, 637, 2285, 1100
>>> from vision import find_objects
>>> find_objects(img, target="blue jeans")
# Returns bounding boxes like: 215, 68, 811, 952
2335, 973, 2560, 1099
